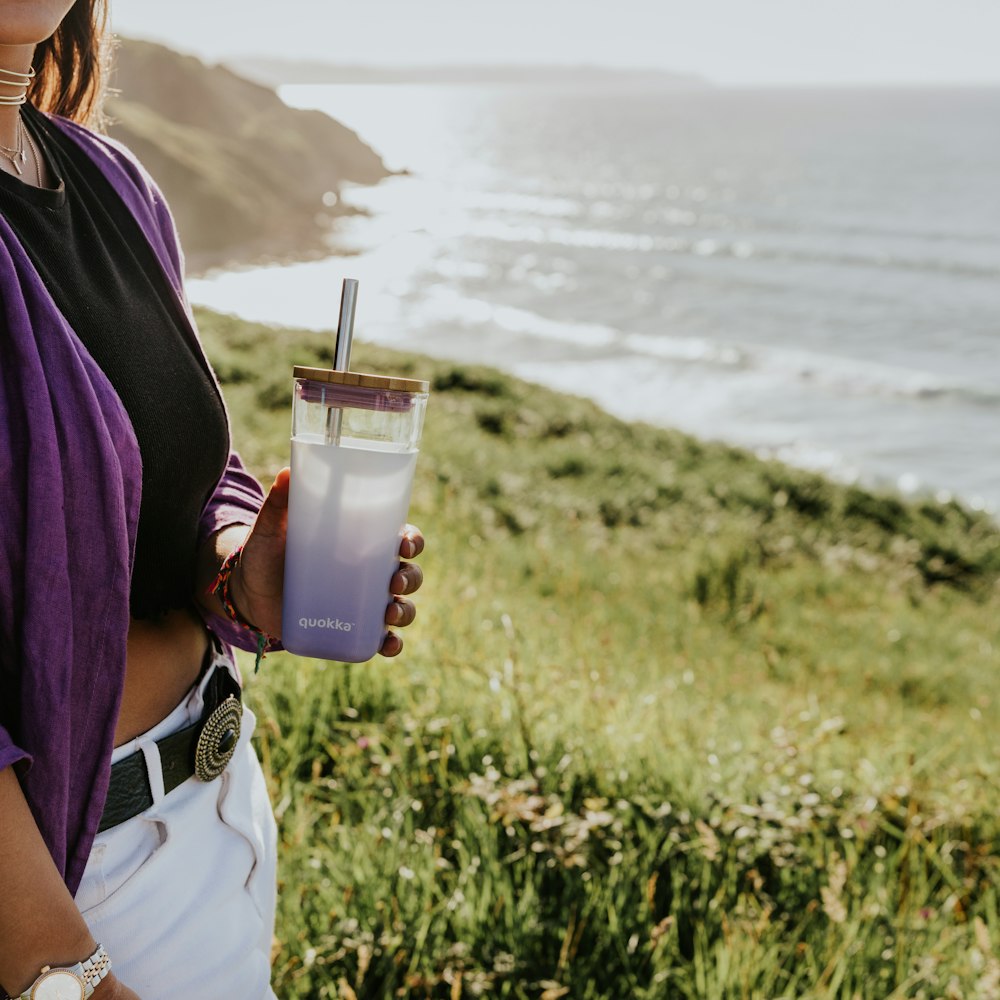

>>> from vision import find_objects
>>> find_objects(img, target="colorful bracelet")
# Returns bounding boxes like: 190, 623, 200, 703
209, 544, 278, 672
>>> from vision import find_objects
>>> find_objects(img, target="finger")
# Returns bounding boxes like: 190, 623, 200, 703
379, 631, 403, 657
385, 597, 416, 628
399, 525, 425, 560
390, 561, 424, 596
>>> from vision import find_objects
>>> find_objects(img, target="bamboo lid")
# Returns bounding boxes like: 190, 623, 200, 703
293, 366, 429, 394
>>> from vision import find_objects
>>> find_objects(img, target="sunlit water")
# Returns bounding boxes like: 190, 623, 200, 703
188, 83, 1000, 510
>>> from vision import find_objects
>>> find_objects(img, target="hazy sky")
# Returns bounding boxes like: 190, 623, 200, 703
110, 0, 1000, 87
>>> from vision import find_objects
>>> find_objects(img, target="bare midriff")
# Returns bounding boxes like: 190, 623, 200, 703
114, 608, 211, 747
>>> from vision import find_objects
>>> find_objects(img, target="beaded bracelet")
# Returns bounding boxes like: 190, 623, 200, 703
209, 544, 278, 672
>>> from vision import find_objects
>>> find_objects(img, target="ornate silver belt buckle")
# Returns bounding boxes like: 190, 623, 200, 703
194, 695, 242, 782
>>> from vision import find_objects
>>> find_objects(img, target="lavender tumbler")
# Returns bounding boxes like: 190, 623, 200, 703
282, 366, 429, 661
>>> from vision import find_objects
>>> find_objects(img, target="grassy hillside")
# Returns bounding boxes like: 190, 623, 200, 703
196, 307, 1000, 998
107, 40, 390, 271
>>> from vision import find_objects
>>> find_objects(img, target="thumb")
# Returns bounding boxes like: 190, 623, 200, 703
251, 467, 290, 538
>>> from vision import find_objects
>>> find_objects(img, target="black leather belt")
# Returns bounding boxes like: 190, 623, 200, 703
98, 666, 243, 833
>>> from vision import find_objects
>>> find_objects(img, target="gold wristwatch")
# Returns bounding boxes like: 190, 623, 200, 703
18, 944, 110, 999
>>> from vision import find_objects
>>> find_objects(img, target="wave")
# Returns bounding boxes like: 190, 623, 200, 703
461, 191, 583, 219
419, 287, 618, 349
417, 289, 1000, 408
616, 332, 1000, 407
463, 218, 1000, 281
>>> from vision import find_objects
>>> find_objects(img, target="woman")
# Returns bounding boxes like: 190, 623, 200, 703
0, 3, 424, 998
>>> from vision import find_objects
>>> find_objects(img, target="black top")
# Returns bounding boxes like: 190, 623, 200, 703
0, 105, 230, 619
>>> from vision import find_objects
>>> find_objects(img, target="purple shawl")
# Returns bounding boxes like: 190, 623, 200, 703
0, 114, 266, 895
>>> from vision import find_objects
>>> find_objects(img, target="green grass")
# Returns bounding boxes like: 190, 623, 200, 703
196, 306, 1000, 999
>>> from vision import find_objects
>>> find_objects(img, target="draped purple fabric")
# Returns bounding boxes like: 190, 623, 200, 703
0, 113, 266, 894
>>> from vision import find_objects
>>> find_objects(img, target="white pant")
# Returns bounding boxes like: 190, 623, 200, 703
75, 653, 278, 999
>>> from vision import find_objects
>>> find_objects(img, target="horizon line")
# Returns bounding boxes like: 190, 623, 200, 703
223, 53, 1000, 90
117, 35, 1000, 90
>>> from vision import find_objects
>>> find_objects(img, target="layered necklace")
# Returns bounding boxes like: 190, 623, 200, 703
0, 64, 35, 106
0, 66, 40, 183
0, 119, 31, 177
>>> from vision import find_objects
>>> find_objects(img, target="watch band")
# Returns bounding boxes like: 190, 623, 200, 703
17, 943, 111, 999
78, 944, 111, 996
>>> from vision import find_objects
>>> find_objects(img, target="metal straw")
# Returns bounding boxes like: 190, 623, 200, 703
327, 278, 359, 444
334, 278, 358, 371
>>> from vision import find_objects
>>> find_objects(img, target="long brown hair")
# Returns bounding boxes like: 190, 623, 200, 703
28, 0, 110, 127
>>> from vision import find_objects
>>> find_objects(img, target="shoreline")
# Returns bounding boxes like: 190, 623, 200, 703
187, 248, 1000, 519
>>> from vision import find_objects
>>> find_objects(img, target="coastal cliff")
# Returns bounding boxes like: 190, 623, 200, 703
107, 38, 391, 273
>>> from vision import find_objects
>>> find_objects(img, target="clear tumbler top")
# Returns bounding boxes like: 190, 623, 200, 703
291, 366, 429, 451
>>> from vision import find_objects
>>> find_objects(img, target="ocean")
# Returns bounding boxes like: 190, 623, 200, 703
186, 83, 1000, 511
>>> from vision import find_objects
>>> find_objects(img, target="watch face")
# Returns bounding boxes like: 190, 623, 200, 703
32, 969, 85, 1000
